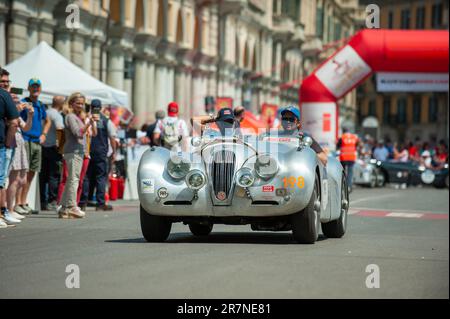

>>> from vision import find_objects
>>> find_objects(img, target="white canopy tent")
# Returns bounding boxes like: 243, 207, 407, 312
4, 42, 130, 209
4, 41, 129, 108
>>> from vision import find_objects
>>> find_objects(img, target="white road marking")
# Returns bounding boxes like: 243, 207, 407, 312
350, 193, 399, 205
386, 212, 424, 218
350, 206, 449, 215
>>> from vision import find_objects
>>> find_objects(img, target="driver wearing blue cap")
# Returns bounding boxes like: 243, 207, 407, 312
277, 106, 328, 166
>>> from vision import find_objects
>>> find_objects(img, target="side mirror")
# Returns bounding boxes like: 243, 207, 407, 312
191, 136, 202, 147
303, 136, 313, 147
297, 135, 313, 151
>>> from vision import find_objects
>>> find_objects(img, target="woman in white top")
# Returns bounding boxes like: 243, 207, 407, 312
7, 99, 34, 219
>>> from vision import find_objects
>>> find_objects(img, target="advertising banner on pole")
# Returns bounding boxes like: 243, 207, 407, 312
215, 97, 233, 111
301, 102, 337, 151
261, 103, 278, 128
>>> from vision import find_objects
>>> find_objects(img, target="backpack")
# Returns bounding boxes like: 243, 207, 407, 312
162, 119, 181, 148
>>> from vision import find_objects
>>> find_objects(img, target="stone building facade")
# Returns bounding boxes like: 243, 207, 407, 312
0, 0, 358, 126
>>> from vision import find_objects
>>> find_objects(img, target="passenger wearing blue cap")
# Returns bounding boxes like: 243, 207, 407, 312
278, 106, 328, 166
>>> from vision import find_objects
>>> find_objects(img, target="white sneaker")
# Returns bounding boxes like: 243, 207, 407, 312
10, 211, 25, 220
14, 205, 28, 215
56, 205, 63, 214
18, 205, 32, 215
66, 206, 85, 219
0, 218, 7, 228
3, 210, 21, 225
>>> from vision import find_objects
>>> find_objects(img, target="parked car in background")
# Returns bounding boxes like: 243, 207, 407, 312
376, 161, 448, 188
353, 159, 385, 188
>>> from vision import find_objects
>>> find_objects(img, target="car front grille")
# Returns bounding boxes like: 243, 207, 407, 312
210, 150, 236, 200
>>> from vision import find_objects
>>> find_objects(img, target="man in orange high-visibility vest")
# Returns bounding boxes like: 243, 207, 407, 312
337, 128, 359, 193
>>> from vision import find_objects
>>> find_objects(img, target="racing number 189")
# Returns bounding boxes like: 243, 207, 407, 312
283, 176, 305, 189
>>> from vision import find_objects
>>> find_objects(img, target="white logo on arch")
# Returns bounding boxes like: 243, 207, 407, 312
315, 45, 372, 98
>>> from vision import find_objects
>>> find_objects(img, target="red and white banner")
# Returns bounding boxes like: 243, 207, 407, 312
315, 45, 372, 98
376, 72, 449, 92
299, 30, 449, 148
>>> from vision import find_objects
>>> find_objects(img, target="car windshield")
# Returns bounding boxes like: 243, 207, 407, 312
202, 121, 241, 138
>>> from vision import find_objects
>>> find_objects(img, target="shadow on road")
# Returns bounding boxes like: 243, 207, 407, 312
105, 232, 328, 245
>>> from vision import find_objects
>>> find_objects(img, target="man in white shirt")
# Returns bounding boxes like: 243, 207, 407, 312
153, 102, 189, 151
373, 140, 389, 162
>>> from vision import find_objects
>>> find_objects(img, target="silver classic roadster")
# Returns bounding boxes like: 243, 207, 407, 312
138, 127, 349, 244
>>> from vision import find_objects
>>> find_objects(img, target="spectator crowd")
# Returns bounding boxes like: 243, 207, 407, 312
360, 135, 448, 169
0, 66, 118, 228
0, 64, 211, 228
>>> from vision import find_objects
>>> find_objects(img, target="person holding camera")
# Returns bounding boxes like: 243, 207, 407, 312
79, 99, 116, 211
17, 78, 51, 215
0, 67, 20, 227
58, 93, 97, 219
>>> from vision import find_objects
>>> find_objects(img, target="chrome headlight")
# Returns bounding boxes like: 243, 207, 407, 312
421, 169, 435, 184
167, 155, 190, 180
185, 170, 206, 190
255, 154, 278, 179
236, 168, 255, 188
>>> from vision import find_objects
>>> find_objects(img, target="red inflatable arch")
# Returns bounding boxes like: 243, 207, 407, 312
299, 29, 449, 150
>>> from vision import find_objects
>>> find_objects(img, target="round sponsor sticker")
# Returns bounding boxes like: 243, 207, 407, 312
217, 191, 227, 201
157, 187, 169, 198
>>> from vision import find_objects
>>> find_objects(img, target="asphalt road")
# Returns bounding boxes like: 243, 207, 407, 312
0, 186, 448, 299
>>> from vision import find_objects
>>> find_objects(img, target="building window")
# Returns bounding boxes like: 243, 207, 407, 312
429, 96, 439, 123
334, 22, 341, 41
282, 0, 300, 21
368, 99, 376, 117
400, 9, 410, 29
327, 16, 333, 43
273, 0, 278, 14
388, 11, 394, 29
416, 7, 425, 29
316, 7, 324, 37
383, 97, 391, 124
432, 4, 443, 29
413, 97, 421, 124
397, 98, 407, 124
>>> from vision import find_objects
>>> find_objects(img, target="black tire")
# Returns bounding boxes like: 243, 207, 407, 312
140, 205, 172, 242
369, 171, 377, 188
291, 175, 320, 244
433, 177, 448, 189
189, 223, 213, 236
376, 169, 386, 188
322, 175, 349, 238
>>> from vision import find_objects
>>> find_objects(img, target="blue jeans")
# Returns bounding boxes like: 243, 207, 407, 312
80, 156, 108, 206
0, 147, 15, 189
341, 161, 355, 189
